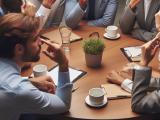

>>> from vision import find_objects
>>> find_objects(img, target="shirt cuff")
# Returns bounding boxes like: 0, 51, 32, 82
36, 5, 51, 17
121, 79, 133, 93
134, 64, 149, 70
58, 71, 70, 88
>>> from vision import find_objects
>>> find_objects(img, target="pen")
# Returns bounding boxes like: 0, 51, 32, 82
72, 87, 79, 92
40, 35, 50, 40
108, 95, 131, 100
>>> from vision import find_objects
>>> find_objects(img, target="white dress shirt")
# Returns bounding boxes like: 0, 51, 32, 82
144, 0, 152, 21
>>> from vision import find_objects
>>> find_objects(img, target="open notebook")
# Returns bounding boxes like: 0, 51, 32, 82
120, 46, 141, 62
42, 29, 82, 44
101, 83, 131, 100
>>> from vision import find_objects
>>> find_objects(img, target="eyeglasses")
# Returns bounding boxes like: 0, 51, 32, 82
89, 32, 100, 39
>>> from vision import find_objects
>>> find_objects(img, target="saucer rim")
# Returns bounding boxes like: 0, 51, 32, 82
85, 95, 107, 108
103, 33, 120, 40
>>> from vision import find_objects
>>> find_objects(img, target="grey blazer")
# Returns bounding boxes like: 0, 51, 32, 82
132, 67, 160, 113
28, 0, 65, 28
120, 0, 160, 42
65, 0, 118, 29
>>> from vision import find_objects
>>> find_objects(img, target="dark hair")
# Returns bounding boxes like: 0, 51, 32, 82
0, 13, 40, 58
1, 0, 22, 13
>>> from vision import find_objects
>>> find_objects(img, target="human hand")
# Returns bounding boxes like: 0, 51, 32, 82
155, 11, 160, 32
30, 75, 56, 94
79, 0, 88, 10
42, 0, 56, 9
106, 71, 125, 85
129, 0, 140, 10
21, 0, 36, 17
41, 39, 68, 72
140, 33, 160, 66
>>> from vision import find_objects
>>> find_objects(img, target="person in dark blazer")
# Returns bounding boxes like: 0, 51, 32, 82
65, 0, 118, 29
120, 0, 160, 42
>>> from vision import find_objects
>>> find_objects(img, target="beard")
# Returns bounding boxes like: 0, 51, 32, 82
22, 46, 41, 62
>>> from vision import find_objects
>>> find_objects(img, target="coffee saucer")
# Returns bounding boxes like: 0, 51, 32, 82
85, 95, 108, 108
103, 33, 120, 40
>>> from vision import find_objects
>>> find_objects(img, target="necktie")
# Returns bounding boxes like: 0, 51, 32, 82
88, 0, 96, 20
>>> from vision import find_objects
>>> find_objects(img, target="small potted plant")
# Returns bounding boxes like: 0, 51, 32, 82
82, 38, 105, 67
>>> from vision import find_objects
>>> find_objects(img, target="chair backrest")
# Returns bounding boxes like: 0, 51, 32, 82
114, 0, 129, 26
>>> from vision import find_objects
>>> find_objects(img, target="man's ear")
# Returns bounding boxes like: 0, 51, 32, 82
14, 44, 24, 57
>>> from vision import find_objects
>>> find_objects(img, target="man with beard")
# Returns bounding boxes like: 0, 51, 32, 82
0, 12, 72, 120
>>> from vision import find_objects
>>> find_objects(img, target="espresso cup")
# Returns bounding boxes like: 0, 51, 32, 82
89, 88, 105, 105
105, 25, 118, 38
33, 64, 48, 77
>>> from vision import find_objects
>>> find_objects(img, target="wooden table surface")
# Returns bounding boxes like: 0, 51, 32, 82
22, 26, 160, 120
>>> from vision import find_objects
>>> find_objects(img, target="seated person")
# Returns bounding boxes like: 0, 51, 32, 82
28, 0, 66, 28
0, 0, 56, 28
0, 12, 72, 120
107, 10, 160, 93
65, 0, 118, 29
120, 0, 160, 42
107, 33, 160, 113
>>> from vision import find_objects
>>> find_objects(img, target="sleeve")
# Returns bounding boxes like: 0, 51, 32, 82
119, 6, 136, 34
36, 5, 51, 28
65, 2, 85, 29
130, 25, 158, 42
131, 67, 160, 113
121, 79, 133, 93
87, 0, 118, 27
17, 72, 73, 115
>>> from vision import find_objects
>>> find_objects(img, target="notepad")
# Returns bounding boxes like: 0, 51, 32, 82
42, 29, 82, 44
48, 66, 86, 86
120, 46, 142, 62
101, 83, 131, 100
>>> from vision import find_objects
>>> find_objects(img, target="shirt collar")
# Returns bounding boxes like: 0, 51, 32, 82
0, 58, 21, 73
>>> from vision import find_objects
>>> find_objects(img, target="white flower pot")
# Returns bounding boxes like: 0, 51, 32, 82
85, 53, 103, 68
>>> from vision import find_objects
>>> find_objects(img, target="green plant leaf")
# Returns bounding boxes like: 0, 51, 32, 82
82, 38, 105, 55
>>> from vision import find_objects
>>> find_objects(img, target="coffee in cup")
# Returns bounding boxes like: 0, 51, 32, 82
89, 88, 105, 105
33, 64, 47, 77
105, 25, 118, 38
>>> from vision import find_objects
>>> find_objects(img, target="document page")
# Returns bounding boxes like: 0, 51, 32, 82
48, 66, 86, 86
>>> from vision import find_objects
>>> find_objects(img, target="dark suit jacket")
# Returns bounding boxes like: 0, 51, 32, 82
120, 0, 160, 42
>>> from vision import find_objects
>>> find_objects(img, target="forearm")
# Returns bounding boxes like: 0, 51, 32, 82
65, 3, 85, 29
36, 5, 51, 28
131, 28, 157, 42
119, 6, 136, 34
56, 71, 73, 109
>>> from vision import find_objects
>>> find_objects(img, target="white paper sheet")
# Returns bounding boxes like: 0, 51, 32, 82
48, 66, 85, 86
124, 46, 141, 58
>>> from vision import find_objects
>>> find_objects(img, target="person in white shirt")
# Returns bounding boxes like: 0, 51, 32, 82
0, 0, 56, 28
120, 0, 160, 42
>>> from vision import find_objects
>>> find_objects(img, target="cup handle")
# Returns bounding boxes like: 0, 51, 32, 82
102, 87, 107, 95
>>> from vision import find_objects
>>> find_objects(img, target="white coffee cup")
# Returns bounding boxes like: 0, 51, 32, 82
89, 88, 105, 105
105, 25, 118, 38
33, 64, 47, 77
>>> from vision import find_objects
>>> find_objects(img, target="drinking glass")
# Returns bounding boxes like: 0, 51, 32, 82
59, 26, 72, 52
